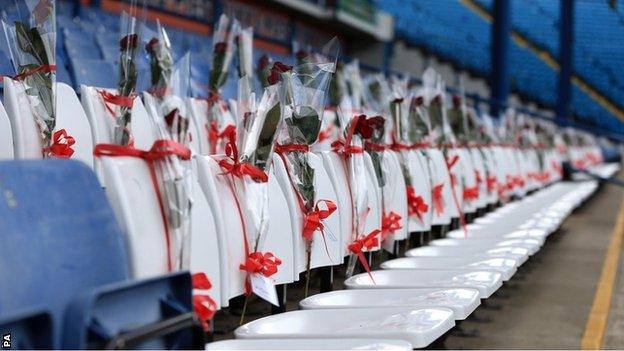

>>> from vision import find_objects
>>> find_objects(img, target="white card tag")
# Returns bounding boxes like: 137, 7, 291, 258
250, 274, 279, 306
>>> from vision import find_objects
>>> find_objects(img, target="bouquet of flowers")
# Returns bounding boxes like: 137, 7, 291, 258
205, 14, 237, 154
217, 65, 283, 311
275, 39, 338, 296
2, 0, 66, 157
113, 12, 142, 145
141, 21, 195, 273
329, 60, 380, 277
422, 68, 466, 232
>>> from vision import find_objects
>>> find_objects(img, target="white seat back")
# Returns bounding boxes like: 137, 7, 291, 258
381, 151, 408, 249
100, 157, 169, 278
407, 150, 433, 231
4, 77, 44, 158
56, 83, 94, 168
0, 100, 14, 159
81, 86, 157, 182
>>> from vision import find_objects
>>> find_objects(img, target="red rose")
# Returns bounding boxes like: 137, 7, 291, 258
146, 38, 159, 54
432, 95, 442, 105
267, 61, 293, 85
296, 49, 308, 61
119, 34, 138, 51
164, 108, 180, 127
392, 97, 404, 104
452, 95, 461, 108
258, 55, 271, 70
368, 116, 385, 129
354, 115, 374, 139
214, 42, 227, 54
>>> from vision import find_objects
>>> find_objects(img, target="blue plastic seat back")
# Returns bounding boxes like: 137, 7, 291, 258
0, 160, 130, 348
0, 310, 53, 350
70, 58, 117, 89
63, 272, 197, 349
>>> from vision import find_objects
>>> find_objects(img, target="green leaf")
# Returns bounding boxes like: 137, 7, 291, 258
287, 106, 321, 145
252, 102, 281, 170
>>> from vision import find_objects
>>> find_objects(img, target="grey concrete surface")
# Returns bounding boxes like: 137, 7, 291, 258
446, 181, 624, 349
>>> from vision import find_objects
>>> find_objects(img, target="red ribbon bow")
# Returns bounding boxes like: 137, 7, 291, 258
207, 121, 235, 155
191, 272, 217, 331
218, 129, 268, 183
44, 129, 75, 158
302, 200, 337, 241
381, 211, 402, 240
239, 251, 282, 277
407, 186, 429, 222
348, 229, 381, 282
94, 140, 192, 270
97, 90, 137, 116
239, 251, 282, 296
463, 186, 479, 201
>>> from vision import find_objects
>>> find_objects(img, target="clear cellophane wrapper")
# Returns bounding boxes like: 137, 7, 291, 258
142, 32, 194, 271
278, 42, 337, 213
237, 76, 282, 252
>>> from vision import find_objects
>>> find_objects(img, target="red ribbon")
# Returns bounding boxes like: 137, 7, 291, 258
407, 186, 429, 223
207, 121, 235, 155
332, 115, 364, 156
191, 272, 217, 331
487, 176, 497, 193
551, 160, 563, 175
217, 129, 268, 183
274, 143, 310, 153
94, 140, 192, 271
44, 129, 75, 158
445, 154, 467, 237
332, 139, 364, 155
348, 229, 381, 282
97, 90, 137, 117
317, 124, 334, 142
432, 183, 445, 216
364, 141, 387, 152
475, 170, 483, 186
381, 211, 402, 240
12, 64, 56, 81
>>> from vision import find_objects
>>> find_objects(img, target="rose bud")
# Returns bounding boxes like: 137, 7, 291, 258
267, 62, 293, 85
119, 34, 138, 50
146, 38, 159, 54
214, 42, 227, 54
258, 55, 271, 71
164, 108, 180, 127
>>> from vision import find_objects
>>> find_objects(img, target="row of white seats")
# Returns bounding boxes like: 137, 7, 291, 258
0, 78, 608, 349
210, 180, 600, 349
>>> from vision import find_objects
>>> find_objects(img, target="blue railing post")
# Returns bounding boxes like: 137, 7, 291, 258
557, 0, 575, 124
490, 0, 511, 118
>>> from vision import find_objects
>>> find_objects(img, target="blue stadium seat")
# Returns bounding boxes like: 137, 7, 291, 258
70, 58, 117, 89
0, 160, 203, 349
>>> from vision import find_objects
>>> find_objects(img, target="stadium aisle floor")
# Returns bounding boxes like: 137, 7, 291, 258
605, 193, 624, 349
447, 177, 624, 349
